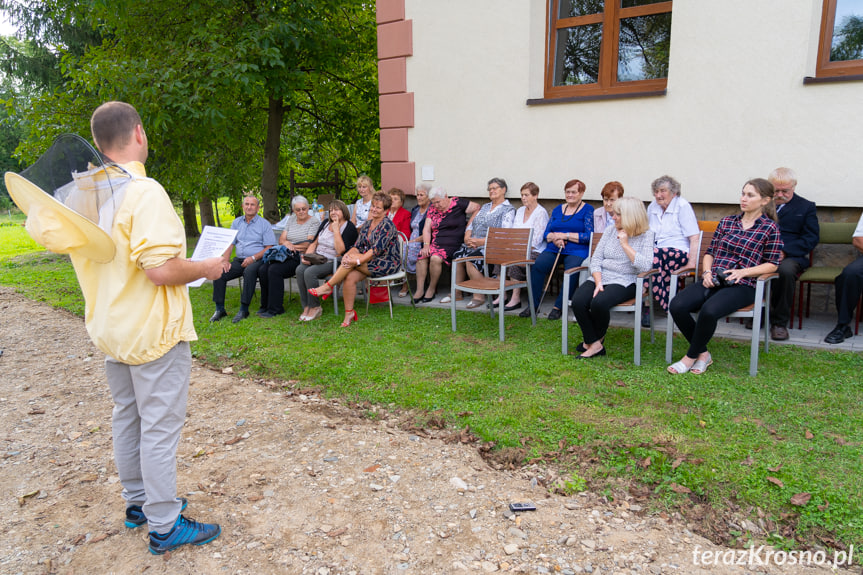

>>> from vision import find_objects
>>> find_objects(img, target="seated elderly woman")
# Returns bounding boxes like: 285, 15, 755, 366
570, 197, 655, 359
309, 191, 401, 327
499, 181, 549, 311
403, 183, 431, 297
593, 181, 624, 234
413, 187, 480, 303
387, 187, 412, 238
296, 200, 358, 322
522, 179, 594, 320
445, 177, 516, 308
668, 178, 782, 375
256, 195, 320, 318
643, 175, 700, 327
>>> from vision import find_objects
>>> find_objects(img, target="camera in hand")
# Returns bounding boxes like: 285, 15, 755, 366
713, 268, 730, 287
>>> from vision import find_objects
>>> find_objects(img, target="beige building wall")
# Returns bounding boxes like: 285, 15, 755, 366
401, 0, 862, 210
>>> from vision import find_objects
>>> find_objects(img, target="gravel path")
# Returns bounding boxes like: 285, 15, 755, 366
0, 287, 850, 574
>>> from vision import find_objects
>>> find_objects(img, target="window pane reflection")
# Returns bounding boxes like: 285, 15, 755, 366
617, 13, 671, 81
830, 0, 863, 62
554, 24, 603, 85
558, 0, 604, 19
621, 0, 668, 7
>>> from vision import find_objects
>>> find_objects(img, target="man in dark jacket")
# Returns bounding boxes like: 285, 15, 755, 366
767, 167, 819, 340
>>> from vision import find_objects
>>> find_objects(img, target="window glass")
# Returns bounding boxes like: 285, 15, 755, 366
554, 24, 603, 85
829, 0, 863, 62
621, 0, 668, 7
617, 13, 672, 81
559, 0, 604, 18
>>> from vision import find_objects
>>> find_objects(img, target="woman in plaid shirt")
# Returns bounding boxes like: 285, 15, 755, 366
668, 178, 783, 374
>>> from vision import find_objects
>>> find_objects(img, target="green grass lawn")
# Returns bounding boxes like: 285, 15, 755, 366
1, 224, 861, 555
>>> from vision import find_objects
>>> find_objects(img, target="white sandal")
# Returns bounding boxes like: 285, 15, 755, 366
691, 354, 713, 375
667, 360, 692, 375
440, 296, 452, 304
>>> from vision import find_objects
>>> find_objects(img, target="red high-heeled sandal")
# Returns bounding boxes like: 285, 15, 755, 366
340, 309, 358, 327
308, 280, 333, 301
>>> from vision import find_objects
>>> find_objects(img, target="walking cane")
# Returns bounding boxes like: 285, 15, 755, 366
537, 242, 564, 309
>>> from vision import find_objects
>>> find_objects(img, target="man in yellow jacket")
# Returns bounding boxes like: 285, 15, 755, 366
17, 101, 226, 554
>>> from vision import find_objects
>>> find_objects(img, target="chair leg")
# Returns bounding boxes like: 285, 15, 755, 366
633, 279, 643, 366
665, 280, 678, 363
561, 274, 570, 355
387, 284, 394, 319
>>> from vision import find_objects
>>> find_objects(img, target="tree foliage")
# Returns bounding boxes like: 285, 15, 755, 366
831, 14, 863, 62
2, 0, 379, 223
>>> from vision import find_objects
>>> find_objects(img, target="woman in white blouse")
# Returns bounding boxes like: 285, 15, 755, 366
644, 175, 700, 326
351, 175, 375, 228
499, 182, 549, 311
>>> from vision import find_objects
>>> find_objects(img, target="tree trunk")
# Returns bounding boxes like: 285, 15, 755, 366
182, 201, 200, 237
199, 198, 216, 228
260, 95, 285, 223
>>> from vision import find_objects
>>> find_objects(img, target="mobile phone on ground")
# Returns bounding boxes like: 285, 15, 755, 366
508, 502, 537, 512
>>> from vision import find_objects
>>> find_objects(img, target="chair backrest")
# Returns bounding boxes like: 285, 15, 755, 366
483, 227, 533, 267
819, 221, 857, 244
397, 231, 409, 269
699, 220, 719, 232
689, 230, 706, 277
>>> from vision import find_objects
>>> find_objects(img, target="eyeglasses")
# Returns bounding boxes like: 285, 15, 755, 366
295, 207, 309, 212
602, 197, 616, 203
487, 185, 502, 192
565, 188, 583, 194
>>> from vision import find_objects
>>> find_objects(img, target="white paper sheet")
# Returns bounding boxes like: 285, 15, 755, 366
187, 225, 237, 287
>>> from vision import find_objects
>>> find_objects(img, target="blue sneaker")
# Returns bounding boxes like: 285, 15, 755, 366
148, 515, 221, 555
125, 497, 188, 529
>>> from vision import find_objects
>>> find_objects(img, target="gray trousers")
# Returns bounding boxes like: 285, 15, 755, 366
296, 261, 335, 308
106, 341, 191, 534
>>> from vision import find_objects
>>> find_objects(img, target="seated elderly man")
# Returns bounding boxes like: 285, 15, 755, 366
211, 195, 274, 323
766, 167, 819, 341
824, 212, 863, 344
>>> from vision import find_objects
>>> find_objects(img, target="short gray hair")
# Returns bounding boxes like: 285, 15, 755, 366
768, 167, 797, 187
428, 186, 447, 201
291, 195, 310, 209
651, 175, 681, 197
416, 183, 432, 193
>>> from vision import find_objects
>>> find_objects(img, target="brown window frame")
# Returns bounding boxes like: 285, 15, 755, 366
544, 0, 673, 100
815, 0, 863, 79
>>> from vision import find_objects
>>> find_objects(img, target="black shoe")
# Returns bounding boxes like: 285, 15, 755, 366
504, 302, 522, 312
232, 310, 250, 324
257, 311, 276, 318
824, 324, 853, 344
575, 342, 587, 353
744, 317, 753, 330
548, 308, 562, 321
641, 307, 651, 328
255, 309, 268, 317
209, 309, 228, 323
519, 306, 534, 318
577, 347, 607, 359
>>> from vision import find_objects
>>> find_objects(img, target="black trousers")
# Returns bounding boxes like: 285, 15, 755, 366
770, 257, 803, 328
571, 280, 635, 345
257, 259, 300, 314
670, 282, 755, 358
835, 256, 863, 325
212, 257, 264, 309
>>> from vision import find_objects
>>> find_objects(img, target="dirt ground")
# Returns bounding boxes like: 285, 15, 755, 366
0, 286, 855, 575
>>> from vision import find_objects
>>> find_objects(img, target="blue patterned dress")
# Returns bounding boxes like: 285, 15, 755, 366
356, 217, 401, 277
